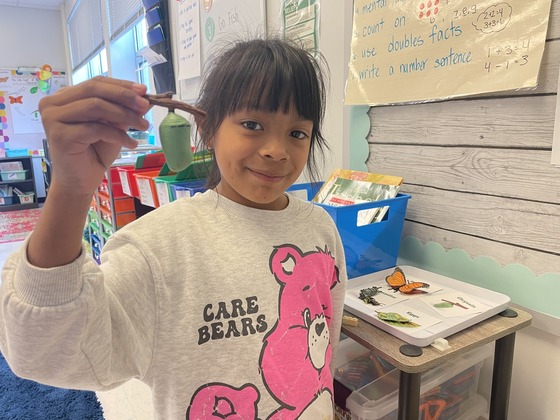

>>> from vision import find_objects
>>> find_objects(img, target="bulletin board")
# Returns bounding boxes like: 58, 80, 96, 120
345, 0, 553, 106
0, 68, 67, 154
176, 0, 267, 102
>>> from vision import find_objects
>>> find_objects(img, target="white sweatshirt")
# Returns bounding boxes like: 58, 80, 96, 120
0, 190, 348, 419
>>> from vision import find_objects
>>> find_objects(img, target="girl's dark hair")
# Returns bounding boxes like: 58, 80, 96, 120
195, 37, 330, 189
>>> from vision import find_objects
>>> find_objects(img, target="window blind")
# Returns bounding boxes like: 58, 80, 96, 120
106, 0, 144, 40
67, 0, 105, 71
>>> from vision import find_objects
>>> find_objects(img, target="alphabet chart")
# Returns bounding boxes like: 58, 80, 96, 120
345, 0, 553, 105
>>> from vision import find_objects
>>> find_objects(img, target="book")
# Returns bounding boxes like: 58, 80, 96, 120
313, 169, 403, 226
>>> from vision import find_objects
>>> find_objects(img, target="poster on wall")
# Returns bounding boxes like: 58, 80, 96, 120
282, 0, 320, 55
6, 68, 67, 135
178, 0, 267, 101
345, 0, 553, 106
177, 0, 202, 81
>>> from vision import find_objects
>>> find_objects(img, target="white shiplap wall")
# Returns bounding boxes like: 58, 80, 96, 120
366, 0, 560, 276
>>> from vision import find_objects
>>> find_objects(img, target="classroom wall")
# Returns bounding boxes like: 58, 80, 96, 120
362, 1, 560, 418
0, 5, 66, 152
0, 6, 66, 70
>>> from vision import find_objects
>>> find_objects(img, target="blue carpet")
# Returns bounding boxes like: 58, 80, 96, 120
0, 352, 104, 420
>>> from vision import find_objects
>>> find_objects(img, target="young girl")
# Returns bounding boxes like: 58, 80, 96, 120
0, 38, 347, 419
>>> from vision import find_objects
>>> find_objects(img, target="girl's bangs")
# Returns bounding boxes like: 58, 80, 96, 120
225, 54, 318, 121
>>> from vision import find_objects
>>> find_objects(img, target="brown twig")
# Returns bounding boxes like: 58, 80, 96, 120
144, 92, 206, 124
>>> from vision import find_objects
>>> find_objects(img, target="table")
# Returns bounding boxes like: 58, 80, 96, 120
341, 307, 532, 420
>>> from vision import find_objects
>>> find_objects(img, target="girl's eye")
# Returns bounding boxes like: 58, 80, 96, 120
291, 130, 309, 140
242, 121, 262, 131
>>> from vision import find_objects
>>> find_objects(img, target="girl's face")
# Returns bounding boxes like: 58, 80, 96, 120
211, 108, 313, 210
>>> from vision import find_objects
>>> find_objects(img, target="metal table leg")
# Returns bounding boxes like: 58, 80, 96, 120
489, 332, 516, 420
398, 371, 421, 420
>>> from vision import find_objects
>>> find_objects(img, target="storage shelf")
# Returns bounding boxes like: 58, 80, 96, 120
0, 156, 39, 212
0, 179, 34, 185
0, 202, 39, 212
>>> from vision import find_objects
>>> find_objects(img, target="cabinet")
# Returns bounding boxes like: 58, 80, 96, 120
0, 156, 39, 212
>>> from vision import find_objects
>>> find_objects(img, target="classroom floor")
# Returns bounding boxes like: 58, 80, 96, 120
0, 240, 154, 420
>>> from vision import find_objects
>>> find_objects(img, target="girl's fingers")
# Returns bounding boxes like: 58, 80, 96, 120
49, 121, 138, 152
42, 77, 148, 113
47, 97, 150, 130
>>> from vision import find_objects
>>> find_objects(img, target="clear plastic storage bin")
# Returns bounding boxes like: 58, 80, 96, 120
334, 338, 492, 420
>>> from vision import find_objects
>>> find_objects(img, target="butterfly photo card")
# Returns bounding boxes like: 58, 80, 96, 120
420, 292, 491, 318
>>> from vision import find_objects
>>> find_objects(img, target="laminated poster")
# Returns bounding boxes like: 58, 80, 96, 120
346, 0, 553, 106
5, 70, 67, 135
283, 0, 320, 55
177, 0, 201, 81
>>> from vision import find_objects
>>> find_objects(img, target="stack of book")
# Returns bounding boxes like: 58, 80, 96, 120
313, 169, 404, 226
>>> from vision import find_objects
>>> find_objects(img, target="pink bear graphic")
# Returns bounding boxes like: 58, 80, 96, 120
186, 382, 260, 419
260, 244, 340, 419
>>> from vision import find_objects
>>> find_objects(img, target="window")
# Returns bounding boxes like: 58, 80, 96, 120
67, 0, 104, 71
67, 1, 153, 131
71, 49, 108, 85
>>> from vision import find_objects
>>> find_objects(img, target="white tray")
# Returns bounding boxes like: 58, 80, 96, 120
344, 265, 511, 347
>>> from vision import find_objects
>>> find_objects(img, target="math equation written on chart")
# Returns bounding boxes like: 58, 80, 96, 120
345, 0, 552, 106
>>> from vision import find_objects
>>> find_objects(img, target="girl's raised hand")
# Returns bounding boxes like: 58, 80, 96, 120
39, 76, 151, 196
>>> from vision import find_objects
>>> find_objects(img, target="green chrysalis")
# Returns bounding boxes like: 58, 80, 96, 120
159, 110, 193, 172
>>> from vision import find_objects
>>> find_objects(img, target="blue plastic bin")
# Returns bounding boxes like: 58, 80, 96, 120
5, 148, 29, 157
170, 179, 207, 200
287, 182, 411, 279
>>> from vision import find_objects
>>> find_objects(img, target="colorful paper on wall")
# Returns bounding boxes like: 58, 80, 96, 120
6, 70, 67, 135
0, 91, 10, 152
345, 0, 553, 106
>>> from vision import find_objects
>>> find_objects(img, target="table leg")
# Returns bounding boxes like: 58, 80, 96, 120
398, 371, 421, 420
489, 332, 516, 420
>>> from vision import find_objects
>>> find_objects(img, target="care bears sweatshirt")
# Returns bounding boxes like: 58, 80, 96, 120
0, 190, 348, 419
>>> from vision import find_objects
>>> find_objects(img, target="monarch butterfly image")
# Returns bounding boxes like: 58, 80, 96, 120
9, 95, 23, 104
385, 266, 429, 294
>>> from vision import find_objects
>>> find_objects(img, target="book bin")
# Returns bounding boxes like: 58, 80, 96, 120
287, 183, 411, 279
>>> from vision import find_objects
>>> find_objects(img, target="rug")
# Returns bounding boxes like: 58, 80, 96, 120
0, 208, 41, 244
0, 352, 104, 420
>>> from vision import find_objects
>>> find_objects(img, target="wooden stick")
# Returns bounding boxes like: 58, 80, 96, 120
144, 92, 207, 123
